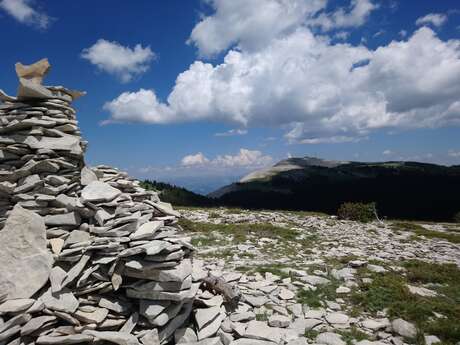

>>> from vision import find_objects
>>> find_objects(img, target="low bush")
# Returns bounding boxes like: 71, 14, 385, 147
337, 202, 377, 222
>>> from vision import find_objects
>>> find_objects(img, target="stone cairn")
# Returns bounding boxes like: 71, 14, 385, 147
0, 59, 205, 345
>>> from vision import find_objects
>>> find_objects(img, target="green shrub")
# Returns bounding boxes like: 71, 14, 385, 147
337, 202, 377, 223
454, 211, 460, 223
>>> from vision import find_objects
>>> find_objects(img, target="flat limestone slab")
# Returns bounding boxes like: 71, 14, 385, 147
0, 205, 52, 299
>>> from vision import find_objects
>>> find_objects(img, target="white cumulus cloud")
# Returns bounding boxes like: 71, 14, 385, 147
103, 1, 460, 145
0, 0, 51, 29
181, 149, 272, 168
104, 27, 460, 143
102, 89, 174, 125
416, 13, 448, 28
310, 0, 378, 31
82, 39, 155, 83
181, 152, 210, 166
188, 0, 327, 57
214, 149, 272, 167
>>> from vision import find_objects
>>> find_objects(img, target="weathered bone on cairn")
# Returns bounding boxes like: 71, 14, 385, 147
0, 59, 205, 344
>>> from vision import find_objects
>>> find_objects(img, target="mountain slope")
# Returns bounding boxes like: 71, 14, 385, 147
141, 180, 215, 207
209, 157, 460, 221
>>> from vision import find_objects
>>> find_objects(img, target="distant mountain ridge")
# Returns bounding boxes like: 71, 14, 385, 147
208, 156, 460, 221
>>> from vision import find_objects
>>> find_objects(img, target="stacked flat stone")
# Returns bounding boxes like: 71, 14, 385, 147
0, 95, 85, 224
0, 59, 198, 345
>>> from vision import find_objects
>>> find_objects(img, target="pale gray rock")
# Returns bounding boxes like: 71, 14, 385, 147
159, 302, 193, 343
287, 339, 308, 345
192, 260, 208, 282
130, 220, 164, 240
197, 311, 224, 340
0, 313, 32, 334
45, 211, 80, 227
175, 327, 198, 343
287, 318, 310, 334
98, 297, 131, 315
61, 254, 91, 288
316, 332, 346, 345
244, 295, 269, 307
40, 288, 79, 313
119, 312, 138, 333
36, 334, 95, 344
140, 300, 170, 322
21, 315, 56, 336
119, 240, 170, 258
23, 134, 82, 155
367, 264, 386, 273
127, 283, 199, 302
95, 209, 114, 225
268, 314, 291, 328
424, 335, 441, 345
45, 175, 70, 186
218, 331, 233, 345
74, 307, 109, 324
230, 340, 277, 345
335, 286, 351, 294
361, 318, 389, 331
83, 330, 140, 345
278, 288, 295, 300
0, 299, 35, 314
331, 268, 356, 280
81, 166, 98, 186
356, 341, 387, 345
299, 275, 330, 285
195, 306, 222, 330
140, 329, 160, 345
14, 174, 42, 194
81, 181, 121, 203
64, 230, 90, 246
325, 313, 349, 325
151, 201, 180, 217
407, 285, 437, 297
0, 325, 21, 342
230, 311, 255, 322
185, 339, 223, 345
0, 205, 52, 299
125, 258, 192, 282
244, 320, 282, 343
391, 318, 417, 338
304, 308, 326, 319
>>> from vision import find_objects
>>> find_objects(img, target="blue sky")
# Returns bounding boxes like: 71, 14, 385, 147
0, 0, 459, 193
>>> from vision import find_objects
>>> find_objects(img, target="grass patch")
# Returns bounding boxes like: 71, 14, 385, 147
350, 261, 460, 344
338, 327, 371, 345
392, 222, 460, 244
285, 210, 329, 218
254, 264, 291, 279
200, 248, 234, 260
297, 279, 340, 308
179, 218, 300, 244
191, 236, 219, 247
255, 313, 269, 321
304, 329, 320, 340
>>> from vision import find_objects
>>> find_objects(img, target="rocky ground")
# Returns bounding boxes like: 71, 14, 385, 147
177, 208, 460, 345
